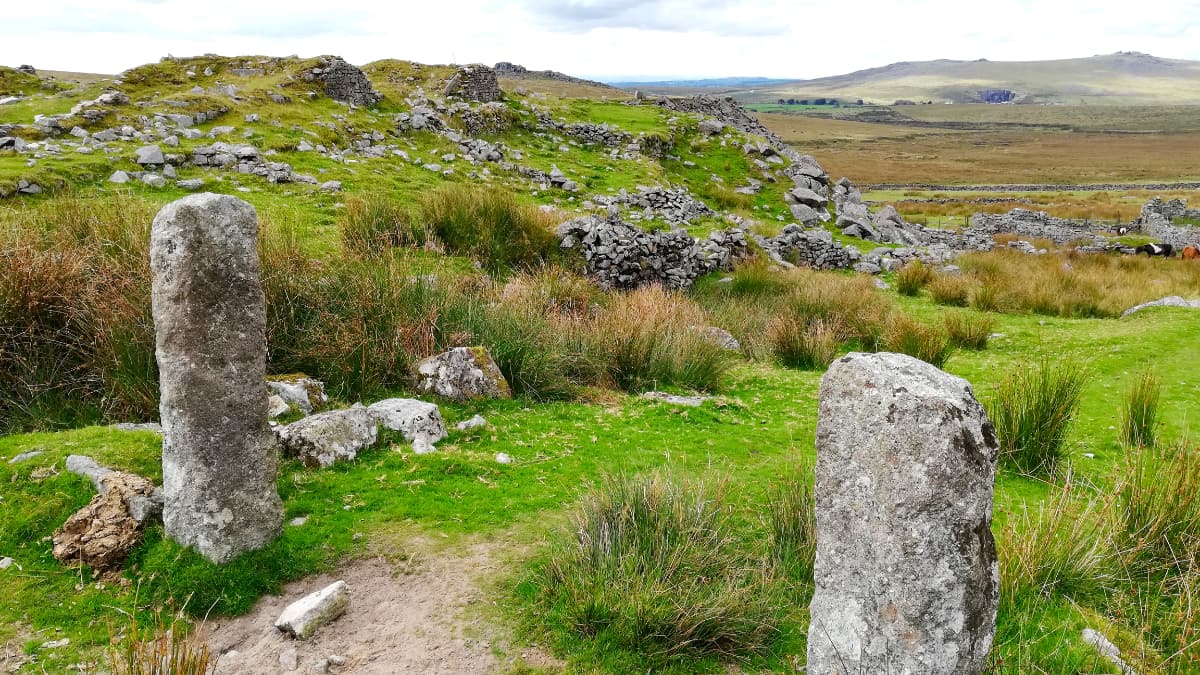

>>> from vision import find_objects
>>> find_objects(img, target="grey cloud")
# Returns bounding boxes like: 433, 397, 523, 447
518, 0, 788, 37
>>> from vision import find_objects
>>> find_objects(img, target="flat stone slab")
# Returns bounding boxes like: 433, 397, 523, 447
1122, 295, 1200, 317
275, 580, 349, 640
641, 392, 708, 407
367, 398, 447, 443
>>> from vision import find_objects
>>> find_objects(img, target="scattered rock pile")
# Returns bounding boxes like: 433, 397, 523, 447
444, 64, 503, 102
192, 142, 309, 183
556, 211, 749, 289
535, 112, 633, 147
598, 186, 716, 225
654, 95, 779, 143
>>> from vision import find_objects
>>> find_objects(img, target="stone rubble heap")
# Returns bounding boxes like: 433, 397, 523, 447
596, 186, 716, 225
534, 111, 633, 147
556, 211, 749, 289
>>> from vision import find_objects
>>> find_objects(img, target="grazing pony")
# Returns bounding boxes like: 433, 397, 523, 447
1183, 245, 1200, 260
1135, 243, 1175, 257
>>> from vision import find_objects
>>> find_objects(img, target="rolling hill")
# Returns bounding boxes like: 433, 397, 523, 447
646, 52, 1200, 105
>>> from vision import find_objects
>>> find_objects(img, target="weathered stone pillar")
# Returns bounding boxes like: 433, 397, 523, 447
808, 352, 998, 674
151, 193, 282, 563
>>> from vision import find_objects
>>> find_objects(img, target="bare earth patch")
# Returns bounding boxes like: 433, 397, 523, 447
204, 540, 559, 674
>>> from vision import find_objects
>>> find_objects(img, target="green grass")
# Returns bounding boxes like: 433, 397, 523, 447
6, 54, 1200, 672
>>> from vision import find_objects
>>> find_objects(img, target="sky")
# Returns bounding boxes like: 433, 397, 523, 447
3, 0, 1200, 81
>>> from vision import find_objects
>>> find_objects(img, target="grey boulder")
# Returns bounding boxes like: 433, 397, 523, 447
277, 406, 378, 468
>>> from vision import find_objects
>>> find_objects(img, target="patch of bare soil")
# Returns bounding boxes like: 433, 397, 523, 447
203, 540, 560, 674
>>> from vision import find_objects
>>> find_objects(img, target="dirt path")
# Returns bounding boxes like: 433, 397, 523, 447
203, 539, 559, 674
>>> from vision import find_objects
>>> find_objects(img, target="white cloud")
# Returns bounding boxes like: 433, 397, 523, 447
2, 0, 1198, 79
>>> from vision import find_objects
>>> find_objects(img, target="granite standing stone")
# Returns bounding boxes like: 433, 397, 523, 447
150, 193, 283, 563
807, 352, 998, 674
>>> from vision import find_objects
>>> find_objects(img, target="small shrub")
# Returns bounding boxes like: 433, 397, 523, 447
420, 184, 558, 271
530, 472, 784, 663
766, 457, 817, 582
896, 260, 934, 296
881, 314, 954, 368
1121, 369, 1161, 449
943, 311, 994, 350
986, 361, 1088, 476
340, 194, 428, 255
767, 317, 839, 370
927, 273, 972, 306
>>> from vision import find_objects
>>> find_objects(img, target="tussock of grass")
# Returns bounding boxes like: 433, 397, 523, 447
1000, 475, 1115, 604
527, 472, 785, 665
585, 286, 732, 393
986, 361, 1087, 476
766, 317, 839, 370
340, 194, 428, 256
110, 611, 213, 675
1118, 442, 1200, 574
881, 314, 954, 368
927, 273, 973, 306
765, 457, 817, 582
421, 184, 559, 271
1121, 369, 1161, 450
943, 311, 995, 350
896, 260, 934, 296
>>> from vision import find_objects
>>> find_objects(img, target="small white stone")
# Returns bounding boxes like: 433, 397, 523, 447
412, 437, 437, 455
495, 453, 513, 465
289, 516, 308, 527
279, 647, 299, 671
456, 415, 488, 432
0, 557, 14, 570
275, 581, 349, 640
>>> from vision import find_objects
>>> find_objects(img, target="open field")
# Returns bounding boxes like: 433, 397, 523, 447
3, 55, 1200, 674
729, 53, 1200, 105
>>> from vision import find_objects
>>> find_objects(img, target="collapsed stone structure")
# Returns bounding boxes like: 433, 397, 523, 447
655, 95, 780, 143
809, 352, 999, 673
150, 194, 283, 564
444, 64, 503, 103
493, 62, 616, 90
556, 208, 862, 289
967, 208, 1109, 245
300, 57, 381, 107
1136, 197, 1200, 246
598, 186, 715, 225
